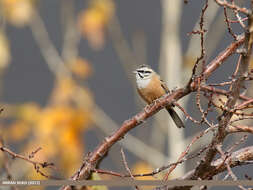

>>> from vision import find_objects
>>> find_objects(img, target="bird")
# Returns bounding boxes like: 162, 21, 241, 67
133, 65, 184, 128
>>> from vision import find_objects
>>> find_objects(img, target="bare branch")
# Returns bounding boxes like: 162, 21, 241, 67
121, 149, 140, 190
158, 146, 253, 190
226, 125, 253, 134
214, 0, 250, 15
60, 29, 247, 190
0, 144, 58, 179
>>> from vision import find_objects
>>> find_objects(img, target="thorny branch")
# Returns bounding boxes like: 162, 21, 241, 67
224, 7, 238, 40
157, 146, 253, 190
157, 1, 253, 190
121, 149, 140, 190
94, 146, 253, 181
0, 140, 58, 179
0, 138, 19, 190
186, 0, 252, 185
60, 8, 253, 188
216, 145, 248, 190
214, 0, 250, 15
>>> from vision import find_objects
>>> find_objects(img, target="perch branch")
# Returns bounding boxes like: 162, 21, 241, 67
60, 31, 246, 190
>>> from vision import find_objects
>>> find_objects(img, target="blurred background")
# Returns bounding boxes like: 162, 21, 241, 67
0, 0, 252, 189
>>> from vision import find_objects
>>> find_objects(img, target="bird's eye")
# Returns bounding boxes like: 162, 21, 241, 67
137, 70, 145, 73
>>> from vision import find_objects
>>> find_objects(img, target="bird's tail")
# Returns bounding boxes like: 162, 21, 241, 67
166, 107, 185, 128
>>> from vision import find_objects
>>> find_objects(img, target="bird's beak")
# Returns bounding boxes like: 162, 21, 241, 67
132, 71, 137, 74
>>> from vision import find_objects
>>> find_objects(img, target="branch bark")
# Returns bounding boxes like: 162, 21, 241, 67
60, 31, 246, 190
158, 146, 253, 190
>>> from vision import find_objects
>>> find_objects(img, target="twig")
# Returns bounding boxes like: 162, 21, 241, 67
120, 149, 140, 190
227, 135, 248, 153
191, 0, 208, 77
226, 125, 253, 134
158, 146, 253, 190
60, 30, 247, 190
230, 116, 253, 124
173, 102, 201, 124
0, 145, 58, 179
200, 34, 245, 79
235, 98, 253, 110
186, 0, 220, 66
161, 6, 253, 190
0, 138, 19, 190
224, 7, 238, 40
192, 11, 252, 180
163, 124, 217, 180
200, 85, 250, 101
195, 78, 213, 128
189, 146, 253, 179
0, 146, 54, 168
28, 147, 42, 159
216, 145, 248, 190
208, 81, 233, 86
228, 17, 248, 23
214, 0, 250, 15
94, 144, 209, 179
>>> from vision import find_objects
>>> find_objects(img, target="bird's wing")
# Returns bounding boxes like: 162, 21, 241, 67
160, 79, 176, 108
160, 79, 170, 93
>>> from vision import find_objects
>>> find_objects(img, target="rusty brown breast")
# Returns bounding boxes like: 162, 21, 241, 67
137, 74, 166, 104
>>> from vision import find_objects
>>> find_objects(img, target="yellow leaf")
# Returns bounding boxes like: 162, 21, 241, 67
78, 9, 105, 50
78, 0, 115, 50
69, 57, 93, 79
91, 0, 115, 20
132, 161, 156, 180
0, 0, 35, 27
0, 31, 11, 69
131, 162, 159, 189
37, 105, 92, 138
15, 103, 93, 177
79, 9, 105, 32
50, 77, 94, 109
59, 132, 83, 175
79, 0, 115, 33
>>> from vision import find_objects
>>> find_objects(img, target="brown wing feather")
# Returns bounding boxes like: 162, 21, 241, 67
160, 79, 174, 107
160, 79, 170, 93
160, 79, 185, 128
